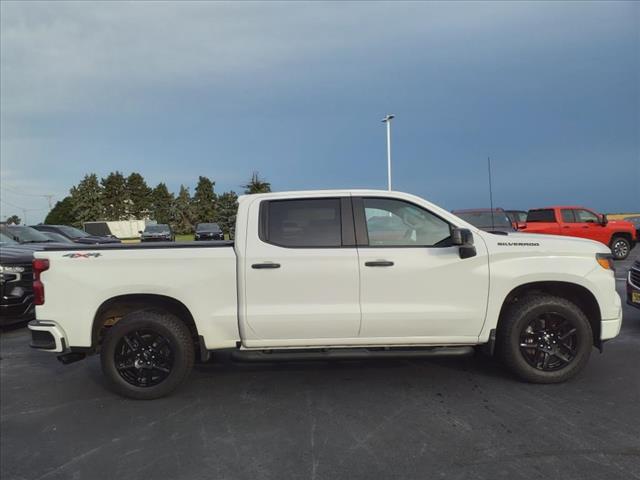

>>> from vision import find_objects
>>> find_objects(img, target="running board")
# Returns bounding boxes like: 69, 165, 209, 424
230, 346, 474, 363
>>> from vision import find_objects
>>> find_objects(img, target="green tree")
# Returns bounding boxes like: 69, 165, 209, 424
242, 171, 271, 194
44, 196, 76, 225
126, 172, 152, 219
192, 176, 217, 224
150, 183, 174, 225
101, 171, 128, 220
216, 191, 238, 239
171, 185, 195, 234
6, 214, 21, 225
70, 173, 103, 225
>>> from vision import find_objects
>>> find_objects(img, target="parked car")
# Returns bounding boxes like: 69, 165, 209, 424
0, 225, 64, 245
0, 232, 18, 246
628, 260, 640, 310
624, 215, 640, 238
451, 208, 515, 233
0, 244, 42, 326
32, 224, 121, 244
140, 224, 174, 242
505, 210, 528, 225
520, 206, 637, 260
194, 223, 224, 241
29, 190, 621, 399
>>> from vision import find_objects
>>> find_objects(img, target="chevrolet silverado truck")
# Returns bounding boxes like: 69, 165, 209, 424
521, 206, 637, 260
28, 190, 623, 399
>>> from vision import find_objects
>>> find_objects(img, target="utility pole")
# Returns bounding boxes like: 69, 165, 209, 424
381, 114, 395, 191
488, 156, 495, 231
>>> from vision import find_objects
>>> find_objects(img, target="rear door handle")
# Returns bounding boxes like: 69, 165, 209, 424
365, 260, 394, 267
252, 262, 281, 269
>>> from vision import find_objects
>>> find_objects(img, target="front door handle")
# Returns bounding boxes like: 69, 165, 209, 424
365, 260, 394, 267
252, 262, 281, 269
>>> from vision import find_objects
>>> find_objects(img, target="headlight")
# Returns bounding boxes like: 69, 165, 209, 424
0, 265, 25, 274
596, 253, 614, 271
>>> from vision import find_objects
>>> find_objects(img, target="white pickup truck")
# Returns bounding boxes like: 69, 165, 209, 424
28, 190, 623, 399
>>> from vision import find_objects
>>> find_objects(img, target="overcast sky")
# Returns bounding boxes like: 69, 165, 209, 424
1, 1, 638, 223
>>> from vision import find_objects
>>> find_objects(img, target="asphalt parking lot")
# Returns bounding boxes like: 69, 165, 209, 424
1, 253, 639, 480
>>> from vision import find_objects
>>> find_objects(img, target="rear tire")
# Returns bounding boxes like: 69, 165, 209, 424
610, 236, 631, 260
497, 295, 592, 383
100, 310, 194, 400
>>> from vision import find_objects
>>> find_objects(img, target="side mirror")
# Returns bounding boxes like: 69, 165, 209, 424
138, 230, 143, 234
600, 214, 608, 226
452, 228, 474, 246
452, 228, 477, 259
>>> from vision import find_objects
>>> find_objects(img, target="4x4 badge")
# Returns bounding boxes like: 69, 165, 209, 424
62, 253, 102, 259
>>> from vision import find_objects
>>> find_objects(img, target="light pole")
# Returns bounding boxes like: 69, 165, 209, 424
381, 114, 394, 191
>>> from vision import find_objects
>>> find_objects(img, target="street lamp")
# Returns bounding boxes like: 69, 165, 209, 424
381, 114, 395, 191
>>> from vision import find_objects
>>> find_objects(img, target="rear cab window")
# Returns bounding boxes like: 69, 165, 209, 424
526, 209, 556, 223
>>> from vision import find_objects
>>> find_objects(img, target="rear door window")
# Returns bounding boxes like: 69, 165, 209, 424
260, 198, 342, 248
526, 209, 556, 222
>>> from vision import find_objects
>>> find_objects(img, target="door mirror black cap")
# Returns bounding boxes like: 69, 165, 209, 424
452, 228, 474, 246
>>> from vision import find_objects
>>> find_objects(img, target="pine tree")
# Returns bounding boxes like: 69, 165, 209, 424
101, 171, 128, 220
242, 172, 271, 194
44, 196, 76, 225
171, 185, 195, 234
150, 183, 174, 225
216, 191, 239, 239
192, 176, 217, 224
70, 174, 103, 225
126, 172, 152, 219
6, 214, 21, 225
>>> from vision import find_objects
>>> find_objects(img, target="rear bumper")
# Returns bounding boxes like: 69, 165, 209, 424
28, 320, 67, 352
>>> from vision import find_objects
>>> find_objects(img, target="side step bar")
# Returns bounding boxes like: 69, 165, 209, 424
230, 346, 474, 363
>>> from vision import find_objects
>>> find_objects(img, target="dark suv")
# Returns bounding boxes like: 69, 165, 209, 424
451, 208, 516, 234
32, 224, 121, 244
194, 223, 224, 241
0, 242, 38, 326
628, 260, 640, 310
140, 224, 174, 242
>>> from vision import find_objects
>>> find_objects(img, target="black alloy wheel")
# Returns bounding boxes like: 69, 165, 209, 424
114, 329, 174, 387
519, 312, 578, 371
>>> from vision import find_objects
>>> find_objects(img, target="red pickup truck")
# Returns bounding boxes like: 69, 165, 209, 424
521, 206, 637, 260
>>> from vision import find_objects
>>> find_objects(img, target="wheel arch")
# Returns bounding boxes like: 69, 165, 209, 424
92, 294, 199, 351
496, 281, 602, 350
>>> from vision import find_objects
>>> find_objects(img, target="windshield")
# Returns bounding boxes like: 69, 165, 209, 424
0, 225, 53, 243
0, 232, 18, 245
145, 225, 170, 233
196, 223, 220, 232
456, 212, 512, 229
57, 225, 91, 238
42, 231, 73, 243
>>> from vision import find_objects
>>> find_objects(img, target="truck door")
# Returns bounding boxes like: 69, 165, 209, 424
353, 197, 489, 341
569, 208, 609, 244
242, 196, 361, 345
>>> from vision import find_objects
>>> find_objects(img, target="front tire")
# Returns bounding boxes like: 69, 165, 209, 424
610, 236, 631, 260
497, 295, 592, 383
100, 310, 194, 400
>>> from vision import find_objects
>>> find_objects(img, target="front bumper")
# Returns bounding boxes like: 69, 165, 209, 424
0, 299, 35, 326
28, 320, 67, 352
628, 269, 640, 310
